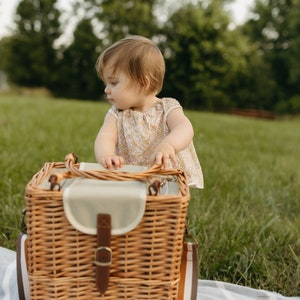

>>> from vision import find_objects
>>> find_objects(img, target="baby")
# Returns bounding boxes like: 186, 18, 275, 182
94, 35, 203, 188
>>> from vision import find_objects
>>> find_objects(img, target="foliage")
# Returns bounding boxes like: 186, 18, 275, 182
226, 38, 277, 110
243, 0, 300, 109
0, 92, 299, 296
0, 37, 10, 71
1, 0, 300, 112
2, 0, 61, 87
275, 94, 300, 114
50, 19, 103, 100
95, 0, 159, 44
161, 1, 233, 110
286, 0, 300, 94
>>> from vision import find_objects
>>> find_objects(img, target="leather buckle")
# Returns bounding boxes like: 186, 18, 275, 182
95, 247, 112, 267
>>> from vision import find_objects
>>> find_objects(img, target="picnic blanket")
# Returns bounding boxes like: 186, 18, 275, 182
1, 246, 299, 300
197, 280, 300, 300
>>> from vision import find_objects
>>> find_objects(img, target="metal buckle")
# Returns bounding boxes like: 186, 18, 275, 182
95, 247, 112, 267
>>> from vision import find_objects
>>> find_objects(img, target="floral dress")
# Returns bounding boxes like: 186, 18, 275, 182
108, 97, 204, 188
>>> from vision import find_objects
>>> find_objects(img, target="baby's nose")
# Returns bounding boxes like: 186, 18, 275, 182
104, 86, 110, 94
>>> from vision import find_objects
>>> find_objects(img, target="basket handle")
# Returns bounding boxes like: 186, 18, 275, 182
63, 153, 184, 182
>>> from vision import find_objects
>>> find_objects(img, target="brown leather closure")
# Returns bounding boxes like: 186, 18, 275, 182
17, 233, 26, 300
95, 214, 112, 295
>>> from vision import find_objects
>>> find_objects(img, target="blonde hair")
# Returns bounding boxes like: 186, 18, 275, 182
96, 35, 165, 95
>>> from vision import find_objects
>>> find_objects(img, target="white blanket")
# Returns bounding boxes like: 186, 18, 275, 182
1, 247, 299, 300
197, 280, 300, 300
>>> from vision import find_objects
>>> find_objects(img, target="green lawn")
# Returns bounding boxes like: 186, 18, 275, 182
0, 92, 299, 296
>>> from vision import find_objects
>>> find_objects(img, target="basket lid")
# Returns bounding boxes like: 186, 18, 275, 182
63, 163, 147, 235
63, 178, 147, 235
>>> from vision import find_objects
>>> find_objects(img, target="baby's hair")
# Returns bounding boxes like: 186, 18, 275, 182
96, 35, 165, 95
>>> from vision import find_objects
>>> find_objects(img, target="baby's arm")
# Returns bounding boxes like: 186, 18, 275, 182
94, 113, 124, 169
154, 107, 194, 168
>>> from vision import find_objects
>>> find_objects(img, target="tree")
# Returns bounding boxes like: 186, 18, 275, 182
50, 19, 103, 100
0, 37, 10, 71
242, 0, 300, 109
285, 0, 300, 95
227, 43, 277, 110
94, 0, 159, 44
2, 0, 61, 87
161, 0, 247, 110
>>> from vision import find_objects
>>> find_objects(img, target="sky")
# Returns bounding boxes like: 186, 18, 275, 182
0, 0, 255, 39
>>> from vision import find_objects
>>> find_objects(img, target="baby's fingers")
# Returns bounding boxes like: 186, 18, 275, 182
111, 156, 124, 168
155, 152, 163, 165
100, 156, 124, 169
169, 152, 178, 168
155, 151, 178, 169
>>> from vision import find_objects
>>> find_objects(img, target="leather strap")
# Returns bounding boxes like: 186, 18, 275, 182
95, 214, 112, 295
190, 243, 199, 300
178, 242, 198, 300
17, 233, 26, 300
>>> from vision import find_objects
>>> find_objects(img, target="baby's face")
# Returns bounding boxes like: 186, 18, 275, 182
103, 66, 152, 111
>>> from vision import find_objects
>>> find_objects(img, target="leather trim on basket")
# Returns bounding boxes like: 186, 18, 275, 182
95, 214, 112, 295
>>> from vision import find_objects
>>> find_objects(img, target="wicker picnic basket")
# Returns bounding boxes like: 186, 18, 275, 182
24, 153, 190, 299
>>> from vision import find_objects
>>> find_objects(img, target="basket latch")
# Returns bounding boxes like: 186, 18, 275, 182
95, 214, 111, 295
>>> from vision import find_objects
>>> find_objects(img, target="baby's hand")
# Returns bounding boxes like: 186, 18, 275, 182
99, 155, 124, 169
154, 142, 177, 169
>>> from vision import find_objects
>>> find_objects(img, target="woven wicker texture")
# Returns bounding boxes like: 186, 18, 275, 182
25, 155, 190, 299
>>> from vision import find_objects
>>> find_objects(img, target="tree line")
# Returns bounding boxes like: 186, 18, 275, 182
0, 0, 299, 114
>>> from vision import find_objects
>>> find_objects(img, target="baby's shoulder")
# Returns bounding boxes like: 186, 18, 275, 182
108, 105, 120, 118
160, 97, 182, 112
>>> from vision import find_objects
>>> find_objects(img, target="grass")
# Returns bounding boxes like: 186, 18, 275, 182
0, 92, 299, 296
